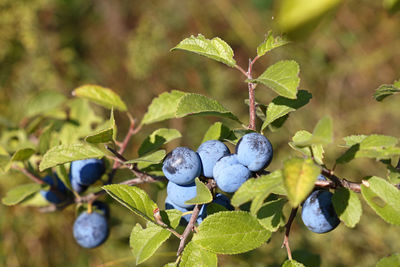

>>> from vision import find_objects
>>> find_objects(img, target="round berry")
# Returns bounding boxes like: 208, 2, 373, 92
70, 158, 105, 186
301, 190, 340, 234
73, 211, 109, 248
213, 155, 251, 193
40, 175, 68, 204
166, 181, 197, 209
162, 147, 202, 185
197, 140, 230, 178
236, 133, 273, 172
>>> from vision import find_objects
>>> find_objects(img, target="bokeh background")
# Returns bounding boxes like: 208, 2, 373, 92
1, 0, 400, 266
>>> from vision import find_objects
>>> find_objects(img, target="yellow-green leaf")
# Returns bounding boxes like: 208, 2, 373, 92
73, 84, 127, 111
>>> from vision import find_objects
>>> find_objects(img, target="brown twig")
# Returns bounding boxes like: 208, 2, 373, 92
281, 208, 298, 260
177, 204, 202, 256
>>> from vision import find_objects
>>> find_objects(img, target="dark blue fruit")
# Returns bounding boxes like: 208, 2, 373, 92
197, 193, 234, 224
70, 175, 88, 194
213, 154, 251, 193
92, 201, 110, 218
236, 133, 273, 172
73, 211, 109, 248
70, 158, 105, 186
162, 147, 202, 185
301, 190, 340, 234
197, 140, 230, 178
166, 181, 197, 209
40, 175, 68, 204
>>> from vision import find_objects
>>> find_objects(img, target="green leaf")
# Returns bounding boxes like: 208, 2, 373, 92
249, 60, 300, 99
142, 90, 186, 125
374, 84, 400, 101
138, 128, 181, 156
129, 210, 180, 266
103, 184, 157, 222
332, 187, 362, 228
283, 158, 321, 207
11, 148, 35, 162
293, 116, 333, 147
38, 124, 53, 155
282, 259, 305, 267
180, 241, 218, 267
277, 0, 342, 35
85, 109, 117, 143
184, 178, 213, 205
361, 177, 400, 225
0, 155, 11, 173
172, 34, 236, 67
257, 31, 289, 57
337, 135, 400, 163
2, 183, 43, 206
55, 164, 72, 191
73, 84, 127, 111
39, 143, 104, 171
342, 135, 367, 147
231, 170, 285, 208
192, 211, 271, 254
125, 150, 166, 164
26, 90, 66, 117
257, 199, 286, 232
289, 130, 324, 165
175, 94, 240, 123
164, 263, 177, 267
201, 122, 232, 143
262, 90, 312, 131
130, 222, 171, 265
376, 253, 400, 267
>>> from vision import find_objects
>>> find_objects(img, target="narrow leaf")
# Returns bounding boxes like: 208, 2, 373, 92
180, 241, 218, 267
257, 31, 289, 57
283, 158, 321, 207
361, 177, 400, 225
374, 84, 400, 101
172, 34, 236, 67
262, 90, 312, 131
38, 124, 53, 154
73, 84, 127, 111
11, 148, 35, 162
103, 184, 158, 222
193, 211, 271, 254
85, 109, 116, 143
250, 60, 300, 99
142, 90, 186, 125
39, 143, 104, 171
184, 178, 213, 205
138, 128, 181, 156
332, 187, 362, 228
125, 150, 166, 164
175, 94, 240, 123
2, 183, 42, 206
55, 164, 72, 191
293, 116, 333, 147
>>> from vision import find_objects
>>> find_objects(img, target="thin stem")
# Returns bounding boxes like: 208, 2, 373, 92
234, 65, 248, 77
282, 208, 298, 260
177, 204, 201, 256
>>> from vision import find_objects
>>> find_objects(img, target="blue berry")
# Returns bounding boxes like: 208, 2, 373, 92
166, 181, 197, 209
301, 190, 340, 234
70, 175, 88, 194
236, 133, 273, 172
318, 174, 327, 181
73, 211, 109, 248
162, 147, 202, 185
213, 154, 251, 193
70, 159, 105, 186
197, 193, 234, 224
197, 140, 230, 178
40, 175, 68, 204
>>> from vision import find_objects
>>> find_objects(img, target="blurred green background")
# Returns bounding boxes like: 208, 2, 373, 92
1, 0, 400, 266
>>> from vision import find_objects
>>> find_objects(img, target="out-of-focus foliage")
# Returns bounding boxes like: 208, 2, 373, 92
1, 0, 400, 266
